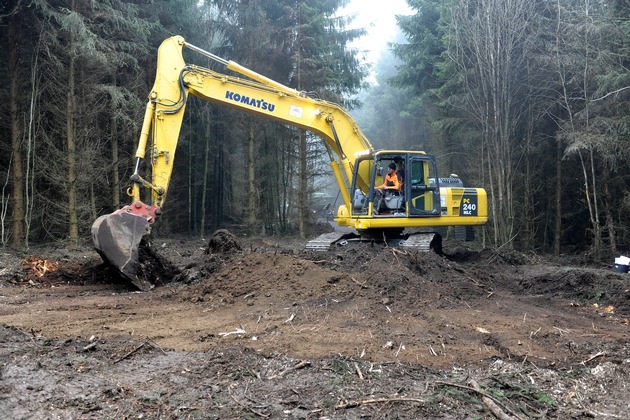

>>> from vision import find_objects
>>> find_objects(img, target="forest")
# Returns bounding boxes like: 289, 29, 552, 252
1, 0, 629, 259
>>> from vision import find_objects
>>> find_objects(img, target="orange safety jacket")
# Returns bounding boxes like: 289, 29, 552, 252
378, 172, 401, 191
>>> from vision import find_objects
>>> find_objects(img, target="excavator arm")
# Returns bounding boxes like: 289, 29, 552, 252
139, 36, 373, 209
92, 36, 375, 287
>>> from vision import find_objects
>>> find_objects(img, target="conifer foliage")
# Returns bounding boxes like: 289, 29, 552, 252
0, 0, 365, 246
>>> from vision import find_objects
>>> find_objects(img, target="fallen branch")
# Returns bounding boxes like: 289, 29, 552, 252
350, 276, 370, 289
470, 379, 517, 420
392, 248, 408, 255
435, 380, 522, 420
387, 247, 408, 265
111, 338, 166, 362
312, 260, 340, 265
530, 327, 542, 338
219, 328, 247, 337
82, 342, 98, 352
553, 326, 570, 336
147, 338, 167, 355
335, 396, 425, 410
581, 351, 605, 365
13, 327, 37, 343
267, 360, 310, 379
354, 362, 364, 380
113, 341, 147, 364
228, 386, 269, 418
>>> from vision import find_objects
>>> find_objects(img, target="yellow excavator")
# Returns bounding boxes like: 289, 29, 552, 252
92, 36, 488, 290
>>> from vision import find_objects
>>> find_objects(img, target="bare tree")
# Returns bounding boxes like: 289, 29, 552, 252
550, 0, 630, 258
446, 0, 538, 248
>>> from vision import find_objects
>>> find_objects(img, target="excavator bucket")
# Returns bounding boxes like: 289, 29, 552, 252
91, 202, 158, 291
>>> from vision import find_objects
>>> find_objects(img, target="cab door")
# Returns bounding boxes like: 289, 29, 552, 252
407, 155, 441, 216
349, 156, 373, 215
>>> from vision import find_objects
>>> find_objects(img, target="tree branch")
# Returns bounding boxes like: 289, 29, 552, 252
0, 0, 23, 20
591, 86, 630, 102
335, 396, 425, 410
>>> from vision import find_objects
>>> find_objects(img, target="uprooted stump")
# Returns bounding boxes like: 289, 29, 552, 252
206, 229, 243, 254
134, 239, 181, 290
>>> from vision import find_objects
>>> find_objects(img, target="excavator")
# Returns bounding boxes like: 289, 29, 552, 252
92, 36, 488, 290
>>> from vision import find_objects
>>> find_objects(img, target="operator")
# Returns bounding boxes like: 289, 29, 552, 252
374, 162, 401, 214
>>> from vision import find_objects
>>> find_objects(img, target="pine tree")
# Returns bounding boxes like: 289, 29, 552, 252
3, 0, 154, 248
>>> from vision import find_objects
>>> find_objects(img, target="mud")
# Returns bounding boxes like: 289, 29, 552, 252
0, 232, 628, 418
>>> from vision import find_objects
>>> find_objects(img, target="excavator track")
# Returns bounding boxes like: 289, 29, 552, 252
305, 232, 360, 251
305, 230, 442, 253
400, 232, 442, 254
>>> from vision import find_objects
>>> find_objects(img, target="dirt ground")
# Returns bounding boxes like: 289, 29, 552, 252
1, 228, 629, 419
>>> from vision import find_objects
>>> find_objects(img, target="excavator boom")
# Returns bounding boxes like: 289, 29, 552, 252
93, 36, 374, 287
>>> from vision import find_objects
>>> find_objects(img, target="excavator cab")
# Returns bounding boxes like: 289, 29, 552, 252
351, 151, 442, 218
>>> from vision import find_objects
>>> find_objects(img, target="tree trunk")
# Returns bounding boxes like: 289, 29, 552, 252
603, 167, 616, 255
298, 129, 307, 239
212, 121, 225, 229
279, 126, 291, 233
578, 150, 601, 257
187, 111, 193, 234
24, 37, 40, 249
9, 19, 24, 247
247, 122, 257, 234
523, 120, 534, 250
295, 28, 307, 239
553, 137, 562, 256
67, 38, 79, 250
200, 109, 211, 239
588, 147, 602, 258
111, 73, 120, 212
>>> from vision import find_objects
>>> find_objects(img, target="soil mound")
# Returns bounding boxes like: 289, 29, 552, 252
207, 229, 243, 254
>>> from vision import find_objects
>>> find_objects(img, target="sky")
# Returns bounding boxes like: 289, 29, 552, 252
339, 0, 413, 74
